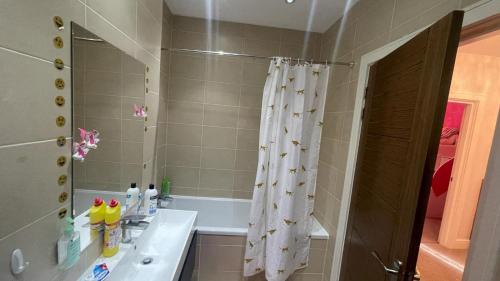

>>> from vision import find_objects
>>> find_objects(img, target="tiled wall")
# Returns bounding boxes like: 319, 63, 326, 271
193, 235, 328, 281
314, 0, 483, 280
73, 25, 146, 192
164, 16, 322, 199
0, 0, 166, 280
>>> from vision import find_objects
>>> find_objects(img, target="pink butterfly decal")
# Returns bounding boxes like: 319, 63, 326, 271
133, 104, 147, 118
78, 128, 100, 149
72, 141, 89, 162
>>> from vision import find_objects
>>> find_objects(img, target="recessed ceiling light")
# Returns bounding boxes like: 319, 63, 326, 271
285, 0, 295, 4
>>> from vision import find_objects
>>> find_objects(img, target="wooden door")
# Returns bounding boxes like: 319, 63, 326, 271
340, 11, 464, 281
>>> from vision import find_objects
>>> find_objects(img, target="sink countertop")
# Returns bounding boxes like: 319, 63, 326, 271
78, 209, 197, 281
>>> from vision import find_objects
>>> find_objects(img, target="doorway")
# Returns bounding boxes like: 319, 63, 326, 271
331, 3, 500, 281
416, 27, 500, 281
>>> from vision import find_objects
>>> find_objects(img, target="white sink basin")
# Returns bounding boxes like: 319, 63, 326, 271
81, 209, 197, 281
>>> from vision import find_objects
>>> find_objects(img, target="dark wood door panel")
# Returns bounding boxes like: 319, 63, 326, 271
340, 11, 464, 281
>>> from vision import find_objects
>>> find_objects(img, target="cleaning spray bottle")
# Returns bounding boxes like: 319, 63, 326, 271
103, 199, 121, 257
57, 217, 80, 270
89, 197, 106, 240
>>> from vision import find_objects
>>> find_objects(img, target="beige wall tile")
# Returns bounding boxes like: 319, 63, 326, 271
85, 70, 121, 96
166, 166, 200, 187
201, 148, 236, 169
85, 94, 122, 118
210, 34, 244, 53
123, 74, 146, 98
121, 163, 144, 188
167, 101, 204, 124
0, 49, 71, 146
238, 108, 261, 129
233, 170, 256, 190
0, 141, 70, 239
235, 150, 258, 171
240, 85, 263, 108
236, 129, 259, 150
87, 0, 137, 40
203, 126, 237, 148
122, 141, 144, 164
172, 30, 208, 50
205, 82, 241, 106
354, 0, 396, 46
168, 77, 205, 103
199, 169, 235, 189
244, 39, 280, 57
167, 123, 203, 146
206, 56, 243, 84
204, 104, 239, 127
167, 144, 201, 167
171, 53, 206, 79
0, 0, 84, 64
86, 160, 121, 184
243, 25, 282, 42
0, 206, 71, 281
122, 119, 145, 142
199, 244, 245, 272
85, 117, 121, 141
242, 62, 268, 86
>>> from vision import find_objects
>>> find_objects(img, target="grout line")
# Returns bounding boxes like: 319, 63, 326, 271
0, 44, 71, 70
0, 204, 70, 243
0, 138, 68, 150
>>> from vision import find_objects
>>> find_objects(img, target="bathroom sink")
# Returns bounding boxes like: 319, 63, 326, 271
106, 209, 197, 281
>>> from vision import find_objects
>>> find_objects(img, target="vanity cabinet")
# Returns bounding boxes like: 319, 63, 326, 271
179, 231, 197, 281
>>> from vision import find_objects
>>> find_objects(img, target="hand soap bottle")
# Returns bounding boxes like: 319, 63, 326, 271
125, 182, 140, 212
144, 184, 158, 216
57, 217, 81, 270
103, 199, 121, 257
89, 197, 106, 240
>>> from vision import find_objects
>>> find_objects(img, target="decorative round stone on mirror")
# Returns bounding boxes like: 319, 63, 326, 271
146, 78, 149, 84
58, 208, 67, 219
144, 127, 148, 132
146, 66, 149, 72
57, 156, 66, 167
54, 58, 64, 70
56, 136, 66, 147
146, 88, 149, 93
58, 175, 67, 186
56, 116, 65, 127
53, 36, 64, 48
59, 192, 68, 203
53, 16, 64, 30
55, 95, 65, 106
55, 78, 65, 90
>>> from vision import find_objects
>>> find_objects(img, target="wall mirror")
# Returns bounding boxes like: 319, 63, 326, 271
71, 23, 146, 217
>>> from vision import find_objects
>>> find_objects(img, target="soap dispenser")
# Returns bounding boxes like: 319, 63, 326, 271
57, 217, 81, 270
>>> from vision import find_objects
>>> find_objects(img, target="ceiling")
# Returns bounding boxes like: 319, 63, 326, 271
164, 0, 355, 33
460, 30, 500, 58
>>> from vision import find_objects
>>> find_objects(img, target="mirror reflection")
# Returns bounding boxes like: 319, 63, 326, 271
72, 23, 146, 217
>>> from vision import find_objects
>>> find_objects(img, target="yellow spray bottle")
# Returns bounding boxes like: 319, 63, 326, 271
89, 197, 106, 240
103, 199, 121, 257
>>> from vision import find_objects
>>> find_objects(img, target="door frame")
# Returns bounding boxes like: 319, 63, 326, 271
438, 96, 482, 249
330, 1, 500, 280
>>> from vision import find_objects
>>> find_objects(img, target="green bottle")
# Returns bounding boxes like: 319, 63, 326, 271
161, 176, 170, 198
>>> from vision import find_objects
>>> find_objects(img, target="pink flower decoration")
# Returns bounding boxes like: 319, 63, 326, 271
72, 141, 89, 162
133, 104, 147, 118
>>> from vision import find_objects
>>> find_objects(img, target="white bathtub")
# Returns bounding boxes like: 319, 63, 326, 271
74, 190, 329, 239
167, 195, 329, 239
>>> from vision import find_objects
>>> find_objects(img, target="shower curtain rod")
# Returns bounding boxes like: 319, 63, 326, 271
162, 47, 355, 67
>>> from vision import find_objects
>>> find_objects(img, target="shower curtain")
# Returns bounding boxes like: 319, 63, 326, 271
244, 58, 329, 281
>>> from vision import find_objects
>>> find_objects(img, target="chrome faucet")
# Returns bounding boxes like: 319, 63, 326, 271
121, 195, 147, 243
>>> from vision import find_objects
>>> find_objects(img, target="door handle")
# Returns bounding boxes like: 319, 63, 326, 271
371, 251, 402, 276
